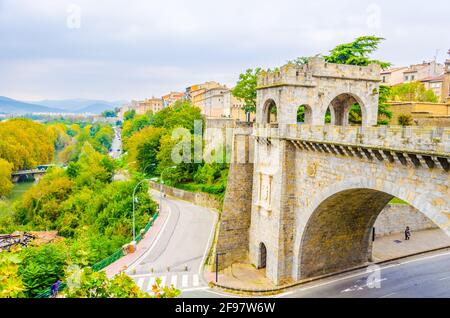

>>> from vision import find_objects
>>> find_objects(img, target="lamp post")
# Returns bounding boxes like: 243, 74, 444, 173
132, 178, 151, 243
142, 163, 156, 177
215, 252, 225, 283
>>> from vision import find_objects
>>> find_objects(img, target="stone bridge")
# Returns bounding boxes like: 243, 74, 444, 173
11, 169, 46, 183
216, 57, 450, 285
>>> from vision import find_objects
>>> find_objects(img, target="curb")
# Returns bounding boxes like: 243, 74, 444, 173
209, 245, 450, 296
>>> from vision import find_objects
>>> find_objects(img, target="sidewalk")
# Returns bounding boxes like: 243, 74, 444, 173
104, 191, 168, 278
372, 228, 450, 262
206, 228, 450, 292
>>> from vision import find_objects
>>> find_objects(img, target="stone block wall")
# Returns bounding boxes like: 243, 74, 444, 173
374, 204, 438, 237
149, 181, 222, 211
215, 128, 254, 270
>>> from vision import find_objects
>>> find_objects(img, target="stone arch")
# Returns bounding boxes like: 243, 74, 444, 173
263, 99, 278, 124
321, 92, 368, 126
293, 177, 450, 280
297, 104, 313, 124
258, 242, 268, 269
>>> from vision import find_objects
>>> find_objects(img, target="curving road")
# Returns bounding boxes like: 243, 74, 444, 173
278, 250, 450, 298
127, 192, 217, 293
124, 190, 450, 298
182, 249, 450, 298
110, 126, 122, 159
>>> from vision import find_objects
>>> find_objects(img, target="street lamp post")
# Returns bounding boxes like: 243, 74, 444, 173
142, 163, 156, 177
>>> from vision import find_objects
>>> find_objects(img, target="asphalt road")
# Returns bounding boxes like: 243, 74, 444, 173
280, 250, 450, 298
123, 188, 450, 298
182, 250, 450, 298
127, 193, 217, 293
110, 126, 122, 159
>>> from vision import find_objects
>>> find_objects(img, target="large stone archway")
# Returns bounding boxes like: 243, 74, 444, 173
293, 177, 450, 280
216, 56, 449, 287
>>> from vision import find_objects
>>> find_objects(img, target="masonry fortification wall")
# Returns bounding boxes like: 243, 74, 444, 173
215, 126, 254, 270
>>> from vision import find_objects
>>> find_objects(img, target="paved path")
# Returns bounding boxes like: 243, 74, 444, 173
373, 228, 450, 261
104, 191, 170, 278
110, 126, 122, 160
126, 192, 217, 293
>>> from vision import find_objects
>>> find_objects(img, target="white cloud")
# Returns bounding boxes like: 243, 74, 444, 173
0, 0, 449, 100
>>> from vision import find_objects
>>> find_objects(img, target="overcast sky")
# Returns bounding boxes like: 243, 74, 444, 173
0, 0, 449, 101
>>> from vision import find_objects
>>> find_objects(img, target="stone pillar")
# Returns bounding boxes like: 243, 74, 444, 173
215, 127, 254, 270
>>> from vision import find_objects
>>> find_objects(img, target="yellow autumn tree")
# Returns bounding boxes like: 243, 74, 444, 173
0, 158, 13, 197
0, 119, 54, 170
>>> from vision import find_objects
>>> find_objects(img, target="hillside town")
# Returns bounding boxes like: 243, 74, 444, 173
116, 55, 450, 127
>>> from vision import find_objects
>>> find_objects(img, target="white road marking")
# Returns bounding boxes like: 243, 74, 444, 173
198, 205, 218, 279
147, 277, 156, 290
439, 276, 450, 281
171, 275, 178, 287
137, 278, 145, 288
182, 274, 189, 288
126, 203, 173, 272
182, 286, 209, 293
192, 274, 200, 287
380, 292, 397, 298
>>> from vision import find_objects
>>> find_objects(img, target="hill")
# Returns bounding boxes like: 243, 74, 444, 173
0, 96, 65, 114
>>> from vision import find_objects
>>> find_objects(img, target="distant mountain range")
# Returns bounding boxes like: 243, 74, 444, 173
0, 96, 127, 115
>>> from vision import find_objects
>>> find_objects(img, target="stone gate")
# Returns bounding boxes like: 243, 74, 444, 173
216, 57, 450, 285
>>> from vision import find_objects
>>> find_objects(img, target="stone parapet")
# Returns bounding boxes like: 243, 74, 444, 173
254, 124, 450, 156
257, 57, 381, 89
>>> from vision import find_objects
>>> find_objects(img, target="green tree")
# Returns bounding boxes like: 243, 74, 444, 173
323, 36, 391, 69
126, 126, 167, 176
124, 109, 136, 121
389, 81, 439, 103
0, 248, 25, 298
19, 243, 68, 297
101, 110, 117, 118
231, 68, 261, 114
0, 159, 13, 198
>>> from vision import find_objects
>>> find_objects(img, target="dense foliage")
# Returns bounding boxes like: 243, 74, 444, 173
389, 81, 439, 103
235, 36, 392, 124
0, 119, 54, 171
231, 68, 261, 113
123, 100, 228, 198
0, 119, 162, 298
0, 159, 13, 197
323, 36, 391, 69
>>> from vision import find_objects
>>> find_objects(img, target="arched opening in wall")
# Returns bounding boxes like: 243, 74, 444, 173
264, 99, 277, 124
326, 93, 365, 126
258, 243, 267, 269
324, 107, 332, 124
298, 189, 449, 279
349, 103, 362, 125
297, 105, 312, 124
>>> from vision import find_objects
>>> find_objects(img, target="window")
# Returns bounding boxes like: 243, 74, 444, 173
382, 76, 386, 83
411, 75, 415, 81
404, 75, 409, 81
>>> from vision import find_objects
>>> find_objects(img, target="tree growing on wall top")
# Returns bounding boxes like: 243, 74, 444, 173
231, 68, 261, 114
235, 36, 392, 115
323, 36, 391, 69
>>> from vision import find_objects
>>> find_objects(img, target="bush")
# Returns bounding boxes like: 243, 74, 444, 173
398, 114, 414, 126
18, 243, 68, 297
64, 269, 151, 298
